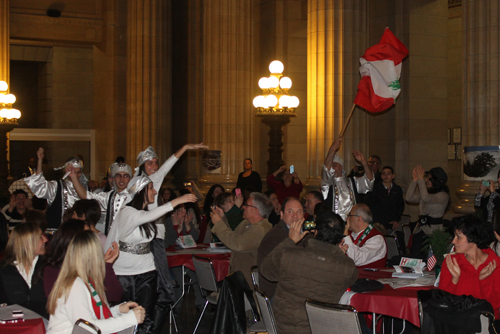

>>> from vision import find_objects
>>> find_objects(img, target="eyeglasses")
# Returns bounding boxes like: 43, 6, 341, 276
243, 204, 258, 209
347, 214, 359, 218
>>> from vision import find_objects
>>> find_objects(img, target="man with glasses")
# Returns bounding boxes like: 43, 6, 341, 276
70, 162, 133, 235
341, 204, 387, 268
211, 192, 273, 287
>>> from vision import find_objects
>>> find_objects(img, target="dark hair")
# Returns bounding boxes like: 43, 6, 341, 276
315, 211, 345, 245
12, 189, 28, 197
452, 214, 493, 249
115, 156, 126, 163
104, 172, 112, 192
161, 187, 177, 201
381, 166, 394, 174
281, 197, 302, 213
370, 155, 382, 164
126, 187, 157, 238
72, 199, 102, 227
307, 190, 323, 202
214, 192, 233, 208
65, 156, 82, 163
314, 203, 331, 217
244, 158, 253, 165
23, 210, 47, 231
427, 175, 449, 194
45, 219, 88, 266
203, 184, 224, 214
264, 189, 276, 198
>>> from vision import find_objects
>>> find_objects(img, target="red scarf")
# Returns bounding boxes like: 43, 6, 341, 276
88, 278, 115, 333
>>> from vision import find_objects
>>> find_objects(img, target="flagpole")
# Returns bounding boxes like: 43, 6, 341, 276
339, 103, 357, 138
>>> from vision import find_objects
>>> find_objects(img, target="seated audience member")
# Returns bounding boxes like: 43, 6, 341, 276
178, 188, 202, 233
44, 219, 122, 305
214, 192, 244, 230
321, 138, 374, 220
265, 190, 281, 226
0, 223, 49, 318
342, 204, 387, 268
160, 186, 177, 203
365, 166, 405, 232
210, 192, 273, 286
267, 166, 303, 204
304, 190, 323, 220
46, 231, 145, 333
440, 214, 500, 319
72, 199, 106, 248
260, 211, 358, 334
236, 158, 263, 193
257, 197, 306, 298
2, 189, 31, 230
492, 210, 500, 256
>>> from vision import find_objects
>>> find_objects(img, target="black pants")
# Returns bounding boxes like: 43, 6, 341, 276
118, 270, 158, 334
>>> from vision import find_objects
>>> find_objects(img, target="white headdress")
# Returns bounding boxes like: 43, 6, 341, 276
332, 155, 344, 167
134, 146, 158, 177
54, 158, 84, 171
110, 162, 133, 177
128, 175, 152, 196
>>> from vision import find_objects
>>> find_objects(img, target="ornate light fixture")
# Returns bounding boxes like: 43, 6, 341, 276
253, 60, 299, 115
0, 80, 21, 124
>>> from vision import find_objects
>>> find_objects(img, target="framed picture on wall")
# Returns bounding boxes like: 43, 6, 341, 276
452, 127, 462, 144
448, 144, 456, 160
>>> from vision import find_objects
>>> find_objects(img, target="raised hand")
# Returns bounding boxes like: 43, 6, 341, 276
289, 218, 308, 244
328, 138, 343, 155
352, 150, 366, 163
37, 147, 44, 161
479, 261, 497, 280
185, 143, 209, 150
415, 165, 425, 180
104, 241, 119, 264
446, 255, 461, 284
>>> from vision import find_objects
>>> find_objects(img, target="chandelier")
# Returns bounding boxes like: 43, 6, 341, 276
0, 81, 21, 124
253, 60, 299, 115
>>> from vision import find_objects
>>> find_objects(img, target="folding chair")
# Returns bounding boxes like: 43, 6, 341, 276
192, 255, 219, 334
253, 289, 278, 334
305, 300, 362, 334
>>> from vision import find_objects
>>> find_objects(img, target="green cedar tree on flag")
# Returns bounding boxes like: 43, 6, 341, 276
354, 28, 409, 113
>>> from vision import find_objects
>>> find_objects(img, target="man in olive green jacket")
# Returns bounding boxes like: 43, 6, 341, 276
211, 192, 273, 287
261, 211, 358, 334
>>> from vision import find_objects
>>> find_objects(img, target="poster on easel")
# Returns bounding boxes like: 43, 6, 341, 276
202, 150, 221, 174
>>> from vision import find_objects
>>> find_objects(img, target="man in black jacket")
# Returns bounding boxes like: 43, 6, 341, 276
366, 166, 405, 232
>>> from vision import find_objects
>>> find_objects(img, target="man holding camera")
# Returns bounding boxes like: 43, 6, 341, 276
257, 197, 307, 298
260, 211, 358, 334
321, 138, 375, 220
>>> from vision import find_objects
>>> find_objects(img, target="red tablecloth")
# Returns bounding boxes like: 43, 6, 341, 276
350, 269, 435, 327
0, 318, 45, 334
166, 246, 231, 281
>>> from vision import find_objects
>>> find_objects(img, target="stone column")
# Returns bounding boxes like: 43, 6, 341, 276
454, 0, 500, 213
199, 0, 254, 190
306, 0, 369, 187
126, 0, 171, 165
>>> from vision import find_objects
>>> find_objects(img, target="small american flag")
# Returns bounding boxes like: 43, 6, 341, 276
427, 247, 437, 271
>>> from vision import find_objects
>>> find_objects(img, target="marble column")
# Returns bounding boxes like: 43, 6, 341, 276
454, 0, 500, 213
199, 0, 254, 190
126, 0, 171, 165
306, 0, 369, 188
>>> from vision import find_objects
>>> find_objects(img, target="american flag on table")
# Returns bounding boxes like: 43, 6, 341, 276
427, 247, 437, 271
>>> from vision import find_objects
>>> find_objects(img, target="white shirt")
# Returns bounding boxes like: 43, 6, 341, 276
129, 154, 179, 239
47, 277, 137, 334
106, 203, 174, 276
343, 231, 387, 266
15, 256, 39, 288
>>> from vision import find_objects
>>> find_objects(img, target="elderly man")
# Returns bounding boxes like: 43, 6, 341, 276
211, 192, 273, 286
341, 203, 387, 268
321, 138, 374, 220
261, 211, 358, 334
70, 162, 133, 235
257, 197, 305, 298
24, 148, 85, 231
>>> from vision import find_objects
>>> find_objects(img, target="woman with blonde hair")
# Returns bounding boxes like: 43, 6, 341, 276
0, 222, 48, 318
47, 230, 145, 334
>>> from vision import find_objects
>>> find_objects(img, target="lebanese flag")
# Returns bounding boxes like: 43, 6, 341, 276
354, 28, 409, 113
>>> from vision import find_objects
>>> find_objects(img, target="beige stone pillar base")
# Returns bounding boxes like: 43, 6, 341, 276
452, 181, 478, 214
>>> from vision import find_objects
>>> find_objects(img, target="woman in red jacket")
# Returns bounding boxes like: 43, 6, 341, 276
439, 214, 500, 319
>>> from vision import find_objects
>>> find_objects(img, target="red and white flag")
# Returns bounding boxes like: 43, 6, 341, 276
354, 28, 409, 113
427, 248, 437, 272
